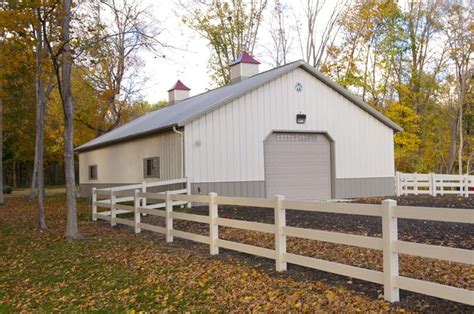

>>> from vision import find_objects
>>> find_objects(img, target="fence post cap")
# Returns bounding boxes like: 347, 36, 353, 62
274, 194, 285, 200
382, 199, 397, 206
209, 192, 217, 197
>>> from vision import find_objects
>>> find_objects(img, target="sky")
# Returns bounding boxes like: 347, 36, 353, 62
138, 1, 211, 103
137, 0, 338, 103
117, 0, 462, 103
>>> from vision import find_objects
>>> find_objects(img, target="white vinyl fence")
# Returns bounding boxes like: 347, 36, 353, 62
396, 172, 473, 197
92, 182, 474, 306
92, 178, 191, 214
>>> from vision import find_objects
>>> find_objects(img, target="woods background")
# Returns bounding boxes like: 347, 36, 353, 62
0, 0, 472, 190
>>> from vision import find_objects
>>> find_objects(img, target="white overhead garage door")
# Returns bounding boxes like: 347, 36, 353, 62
264, 132, 332, 200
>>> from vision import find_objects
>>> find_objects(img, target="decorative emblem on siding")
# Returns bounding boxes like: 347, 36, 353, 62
295, 82, 303, 92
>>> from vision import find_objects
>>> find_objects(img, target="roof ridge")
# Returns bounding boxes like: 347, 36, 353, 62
76, 59, 401, 152
144, 60, 302, 115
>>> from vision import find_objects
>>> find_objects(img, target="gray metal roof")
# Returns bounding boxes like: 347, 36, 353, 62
76, 60, 402, 152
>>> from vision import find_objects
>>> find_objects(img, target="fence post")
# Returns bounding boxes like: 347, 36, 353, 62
274, 195, 287, 272
395, 172, 400, 196
92, 187, 97, 221
186, 177, 192, 208
110, 190, 116, 227
141, 181, 147, 210
439, 176, 444, 195
382, 199, 399, 302
403, 175, 408, 196
430, 173, 436, 196
413, 172, 418, 195
165, 191, 173, 242
400, 172, 407, 196
134, 189, 141, 234
463, 175, 468, 198
209, 192, 219, 255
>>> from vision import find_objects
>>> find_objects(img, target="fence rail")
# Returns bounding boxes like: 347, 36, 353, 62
396, 172, 473, 197
92, 184, 474, 306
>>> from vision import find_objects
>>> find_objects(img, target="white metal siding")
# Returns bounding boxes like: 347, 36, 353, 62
79, 131, 182, 184
185, 67, 395, 183
264, 133, 331, 200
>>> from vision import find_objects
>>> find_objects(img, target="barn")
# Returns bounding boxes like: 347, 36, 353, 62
77, 53, 402, 200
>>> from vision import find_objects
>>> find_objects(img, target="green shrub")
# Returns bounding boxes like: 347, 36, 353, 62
3, 185, 12, 194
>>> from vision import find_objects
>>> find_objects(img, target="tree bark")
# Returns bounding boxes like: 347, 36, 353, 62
13, 159, 18, 188
62, 0, 81, 239
33, 24, 47, 228
29, 159, 37, 200
30, 24, 41, 202
0, 81, 4, 205
447, 115, 458, 173
457, 91, 463, 175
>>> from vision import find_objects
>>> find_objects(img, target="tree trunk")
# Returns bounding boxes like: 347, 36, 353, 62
30, 121, 38, 201
33, 24, 47, 228
62, 0, 81, 239
447, 115, 458, 173
0, 81, 4, 205
13, 159, 17, 188
54, 163, 59, 184
30, 25, 41, 202
29, 161, 37, 200
457, 95, 463, 175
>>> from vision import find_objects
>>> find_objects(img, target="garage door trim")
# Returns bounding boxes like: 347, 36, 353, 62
263, 130, 336, 199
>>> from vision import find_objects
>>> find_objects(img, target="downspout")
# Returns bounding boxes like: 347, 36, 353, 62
172, 126, 184, 178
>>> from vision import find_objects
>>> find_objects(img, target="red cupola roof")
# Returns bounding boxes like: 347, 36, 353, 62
230, 51, 260, 66
167, 80, 191, 92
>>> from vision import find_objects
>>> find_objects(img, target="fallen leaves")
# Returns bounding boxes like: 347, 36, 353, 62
0, 195, 472, 312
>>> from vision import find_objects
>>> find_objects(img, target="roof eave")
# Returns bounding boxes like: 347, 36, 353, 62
179, 60, 402, 133
75, 124, 177, 153
298, 63, 403, 132
78, 60, 402, 152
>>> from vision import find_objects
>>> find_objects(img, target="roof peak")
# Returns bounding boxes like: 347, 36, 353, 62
230, 51, 260, 66
167, 79, 190, 92
76, 60, 401, 152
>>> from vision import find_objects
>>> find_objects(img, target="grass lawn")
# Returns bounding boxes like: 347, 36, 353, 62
0, 195, 471, 312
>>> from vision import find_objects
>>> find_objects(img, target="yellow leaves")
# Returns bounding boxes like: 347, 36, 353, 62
325, 290, 337, 303
145, 274, 157, 284
2, 195, 472, 312
119, 288, 130, 295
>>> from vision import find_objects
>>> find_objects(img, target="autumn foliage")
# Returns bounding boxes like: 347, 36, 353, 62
0, 195, 472, 312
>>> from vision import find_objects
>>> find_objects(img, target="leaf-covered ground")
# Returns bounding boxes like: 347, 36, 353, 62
0, 195, 472, 312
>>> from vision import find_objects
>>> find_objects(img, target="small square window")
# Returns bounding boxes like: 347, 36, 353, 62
89, 165, 98, 180
144, 157, 160, 178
